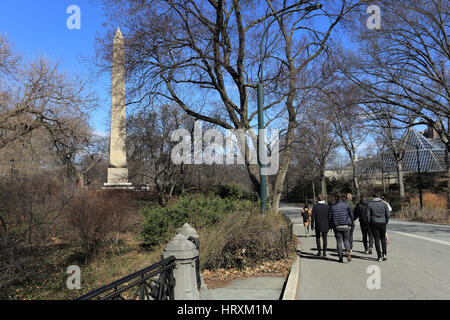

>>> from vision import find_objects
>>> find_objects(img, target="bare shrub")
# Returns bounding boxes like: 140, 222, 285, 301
65, 190, 134, 258
396, 205, 450, 224
0, 174, 72, 297
199, 208, 294, 270
395, 193, 450, 224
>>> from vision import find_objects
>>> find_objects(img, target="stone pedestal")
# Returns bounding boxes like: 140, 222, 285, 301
176, 224, 208, 299
163, 233, 200, 300
106, 168, 130, 185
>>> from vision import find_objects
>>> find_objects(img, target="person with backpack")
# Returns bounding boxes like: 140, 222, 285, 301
328, 192, 354, 263
302, 204, 312, 237
354, 194, 373, 254
368, 193, 390, 262
311, 194, 330, 257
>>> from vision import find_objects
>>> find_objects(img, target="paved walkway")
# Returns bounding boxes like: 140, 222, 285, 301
280, 203, 450, 300
207, 277, 285, 300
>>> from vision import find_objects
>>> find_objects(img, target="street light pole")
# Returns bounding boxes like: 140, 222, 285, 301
416, 145, 423, 210
257, 2, 322, 214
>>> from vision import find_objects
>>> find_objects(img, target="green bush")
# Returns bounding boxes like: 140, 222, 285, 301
140, 195, 255, 248
214, 184, 257, 201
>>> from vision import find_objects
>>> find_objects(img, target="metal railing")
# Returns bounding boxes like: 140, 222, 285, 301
75, 256, 176, 300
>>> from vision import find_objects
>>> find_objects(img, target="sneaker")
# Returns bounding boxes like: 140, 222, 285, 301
364, 249, 369, 254
377, 257, 383, 262
383, 255, 387, 261
346, 251, 352, 262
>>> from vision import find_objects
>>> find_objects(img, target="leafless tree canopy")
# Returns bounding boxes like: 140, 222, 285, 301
338, 0, 450, 208
94, 0, 362, 210
0, 34, 96, 152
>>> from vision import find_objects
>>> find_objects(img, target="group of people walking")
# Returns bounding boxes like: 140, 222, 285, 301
301, 192, 391, 263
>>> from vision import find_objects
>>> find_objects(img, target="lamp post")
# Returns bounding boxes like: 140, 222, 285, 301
257, 2, 322, 213
415, 144, 423, 210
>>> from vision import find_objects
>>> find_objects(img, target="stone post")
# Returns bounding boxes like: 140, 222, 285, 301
176, 224, 208, 299
176, 223, 199, 240
163, 233, 200, 300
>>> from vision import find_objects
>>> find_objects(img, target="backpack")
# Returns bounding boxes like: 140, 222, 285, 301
301, 208, 311, 222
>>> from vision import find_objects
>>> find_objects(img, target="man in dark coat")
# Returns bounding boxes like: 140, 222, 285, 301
329, 192, 354, 263
311, 194, 330, 257
353, 194, 373, 254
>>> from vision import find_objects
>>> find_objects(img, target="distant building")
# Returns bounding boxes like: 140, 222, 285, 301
357, 129, 446, 186
325, 128, 446, 187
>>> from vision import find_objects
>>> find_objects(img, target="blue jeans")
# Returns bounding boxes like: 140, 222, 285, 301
334, 226, 350, 259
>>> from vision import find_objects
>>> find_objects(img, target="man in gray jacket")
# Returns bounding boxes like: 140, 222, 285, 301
368, 193, 390, 262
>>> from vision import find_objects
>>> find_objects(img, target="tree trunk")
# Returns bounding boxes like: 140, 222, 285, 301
271, 123, 295, 213
350, 156, 361, 202
396, 161, 405, 200
320, 170, 327, 203
445, 144, 450, 211
312, 180, 316, 205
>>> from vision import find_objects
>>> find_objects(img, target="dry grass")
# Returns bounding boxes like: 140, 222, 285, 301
7, 231, 161, 300
395, 193, 450, 224
410, 192, 447, 209
199, 208, 295, 270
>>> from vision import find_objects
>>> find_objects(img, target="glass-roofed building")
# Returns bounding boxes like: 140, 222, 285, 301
357, 129, 446, 186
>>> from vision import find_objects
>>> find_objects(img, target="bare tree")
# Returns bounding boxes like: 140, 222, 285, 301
320, 84, 368, 202
296, 104, 340, 202
95, 0, 362, 211
341, 0, 450, 209
366, 104, 418, 199
0, 33, 19, 78
0, 34, 96, 154
127, 105, 190, 200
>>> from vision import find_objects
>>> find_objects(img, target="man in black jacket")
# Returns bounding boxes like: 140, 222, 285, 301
354, 194, 373, 254
368, 193, 390, 262
311, 194, 330, 257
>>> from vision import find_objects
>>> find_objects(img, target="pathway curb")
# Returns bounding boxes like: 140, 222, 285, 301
281, 239, 301, 300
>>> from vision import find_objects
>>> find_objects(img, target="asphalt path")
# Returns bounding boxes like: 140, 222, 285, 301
280, 204, 450, 300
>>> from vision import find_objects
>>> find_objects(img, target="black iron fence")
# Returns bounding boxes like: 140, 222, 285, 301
76, 256, 176, 300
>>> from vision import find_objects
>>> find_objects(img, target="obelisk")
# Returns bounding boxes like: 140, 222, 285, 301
106, 28, 130, 186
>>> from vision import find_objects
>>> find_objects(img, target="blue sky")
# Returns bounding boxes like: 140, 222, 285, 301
0, 0, 110, 134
